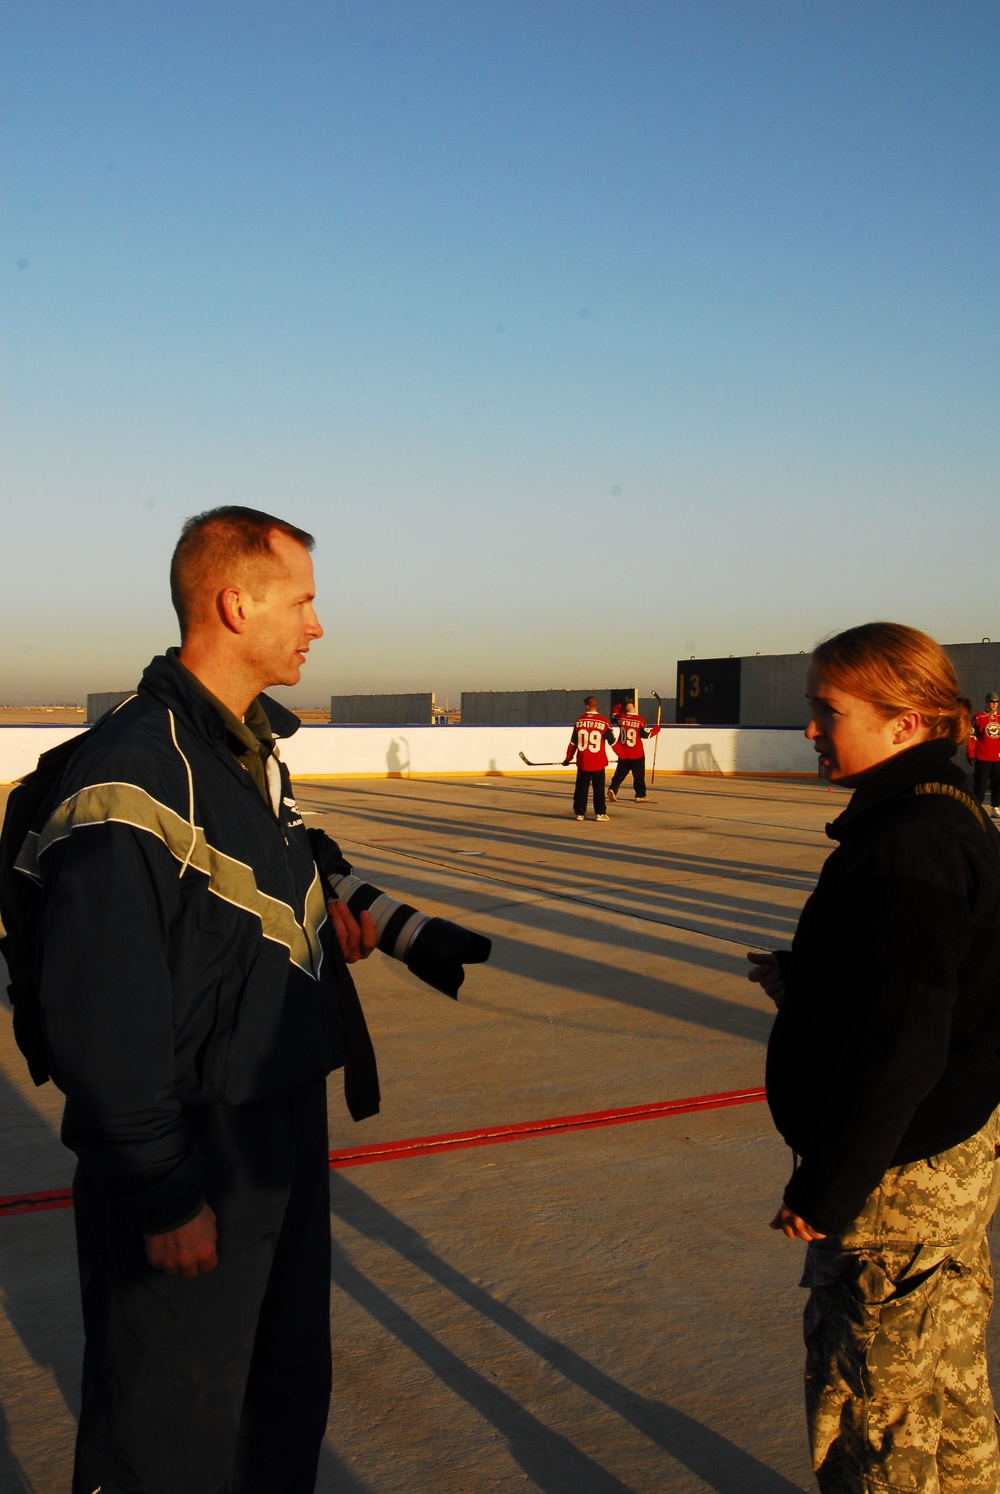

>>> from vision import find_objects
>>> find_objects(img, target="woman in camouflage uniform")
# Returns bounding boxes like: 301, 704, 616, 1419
749, 622, 1000, 1494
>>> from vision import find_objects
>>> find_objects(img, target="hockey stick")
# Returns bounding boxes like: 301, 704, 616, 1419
519, 751, 568, 767
650, 691, 663, 784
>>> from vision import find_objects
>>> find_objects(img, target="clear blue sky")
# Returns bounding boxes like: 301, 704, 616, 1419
2, 1, 997, 705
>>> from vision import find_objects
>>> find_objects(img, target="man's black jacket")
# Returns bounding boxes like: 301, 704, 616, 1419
766, 739, 1000, 1235
26, 654, 377, 1233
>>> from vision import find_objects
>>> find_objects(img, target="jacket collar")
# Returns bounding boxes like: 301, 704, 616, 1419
137, 650, 302, 744
826, 739, 962, 842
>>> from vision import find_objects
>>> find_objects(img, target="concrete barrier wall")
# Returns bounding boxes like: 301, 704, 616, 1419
944, 644, 1000, 710
329, 692, 435, 724
460, 688, 638, 725
739, 655, 811, 728
732, 642, 1000, 728
0, 723, 817, 783
87, 691, 136, 724
638, 696, 676, 725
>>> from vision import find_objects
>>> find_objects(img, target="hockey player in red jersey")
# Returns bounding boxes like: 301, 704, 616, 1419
971, 691, 1000, 818
607, 701, 661, 803
563, 697, 617, 821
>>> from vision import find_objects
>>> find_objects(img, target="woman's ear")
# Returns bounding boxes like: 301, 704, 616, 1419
892, 709, 925, 746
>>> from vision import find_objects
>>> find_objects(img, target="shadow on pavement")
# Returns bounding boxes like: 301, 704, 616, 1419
330, 1174, 802, 1494
0, 1403, 34, 1493
316, 1436, 376, 1493
333, 859, 779, 1047
297, 788, 823, 890
0, 1069, 80, 1392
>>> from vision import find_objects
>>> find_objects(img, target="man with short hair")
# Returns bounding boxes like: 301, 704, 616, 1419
563, 696, 616, 821
27, 506, 486, 1493
971, 691, 1000, 819
607, 700, 660, 803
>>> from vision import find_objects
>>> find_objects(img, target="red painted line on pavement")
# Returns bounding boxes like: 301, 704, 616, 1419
327, 1086, 767, 1168
0, 1188, 74, 1216
0, 1086, 767, 1217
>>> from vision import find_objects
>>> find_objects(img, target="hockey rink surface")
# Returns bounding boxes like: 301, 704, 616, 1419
3, 769, 998, 1492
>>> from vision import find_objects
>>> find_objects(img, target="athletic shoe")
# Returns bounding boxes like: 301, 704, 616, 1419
607, 789, 617, 802
635, 797, 647, 803
575, 814, 585, 821
595, 813, 610, 822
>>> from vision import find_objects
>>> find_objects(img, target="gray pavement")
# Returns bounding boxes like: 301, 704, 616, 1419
0, 769, 986, 1491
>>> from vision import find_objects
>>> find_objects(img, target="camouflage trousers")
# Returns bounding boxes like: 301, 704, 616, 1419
802, 1108, 1000, 1493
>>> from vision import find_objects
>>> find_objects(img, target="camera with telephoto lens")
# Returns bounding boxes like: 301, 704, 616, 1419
323, 868, 491, 998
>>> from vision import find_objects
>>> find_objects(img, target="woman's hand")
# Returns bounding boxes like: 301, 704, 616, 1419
747, 950, 787, 1007
770, 1206, 826, 1241
329, 901, 377, 963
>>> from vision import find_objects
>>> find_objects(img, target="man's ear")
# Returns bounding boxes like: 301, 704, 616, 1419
218, 586, 252, 634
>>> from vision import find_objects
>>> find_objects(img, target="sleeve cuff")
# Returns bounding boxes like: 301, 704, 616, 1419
140, 1190, 208, 1236
100, 1154, 207, 1235
782, 1168, 863, 1238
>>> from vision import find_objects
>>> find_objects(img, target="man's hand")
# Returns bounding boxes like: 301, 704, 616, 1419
145, 1203, 218, 1277
770, 1205, 826, 1241
747, 950, 787, 1007
329, 901, 377, 963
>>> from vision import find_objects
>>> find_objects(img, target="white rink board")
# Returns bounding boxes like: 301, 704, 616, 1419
0, 728, 87, 784
0, 724, 817, 783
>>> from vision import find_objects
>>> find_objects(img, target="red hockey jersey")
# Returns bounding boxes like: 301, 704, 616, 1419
613, 712, 661, 760
566, 713, 616, 771
972, 710, 1000, 762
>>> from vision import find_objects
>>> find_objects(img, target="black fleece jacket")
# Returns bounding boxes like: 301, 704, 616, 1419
31, 653, 378, 1233
766, 739, 1000, 1235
